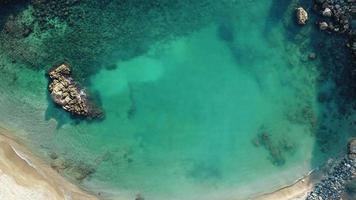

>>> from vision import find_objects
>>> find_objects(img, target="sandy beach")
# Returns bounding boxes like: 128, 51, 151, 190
0, 127, 98, 200
0, 126, 321, 200
251, 170, 321, 200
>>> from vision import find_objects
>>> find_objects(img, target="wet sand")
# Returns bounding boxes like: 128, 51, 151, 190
0, 127, 98, 200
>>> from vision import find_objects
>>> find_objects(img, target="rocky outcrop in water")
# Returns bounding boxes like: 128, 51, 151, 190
306, 139, 356, 200
48, 63, 103, 118
296, 7, 308, 25
313, 0, 354, 33
313, 0, 355, 57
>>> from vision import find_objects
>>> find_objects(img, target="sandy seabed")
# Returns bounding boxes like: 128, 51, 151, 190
0, 126, 319, 200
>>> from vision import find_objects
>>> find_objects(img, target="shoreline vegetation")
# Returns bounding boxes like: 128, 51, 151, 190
0, 126, 98, 200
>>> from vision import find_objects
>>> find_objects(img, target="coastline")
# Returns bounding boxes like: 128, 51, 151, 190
251, 170, 321, 200
0, 125, 322, 200
0, 126, 98, 200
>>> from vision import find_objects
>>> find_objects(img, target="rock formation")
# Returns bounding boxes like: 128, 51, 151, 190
296, 7, 308, 25
306, 139, 356, 200
48, 63, 103, 118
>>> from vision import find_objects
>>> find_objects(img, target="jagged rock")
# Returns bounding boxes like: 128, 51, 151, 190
47, 63, 103, 118
296, 7, 308, 25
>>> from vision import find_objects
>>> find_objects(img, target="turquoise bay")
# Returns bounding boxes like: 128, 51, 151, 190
0, 0, 352, 200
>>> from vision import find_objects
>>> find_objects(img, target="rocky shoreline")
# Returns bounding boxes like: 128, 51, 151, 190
48, 63, 103, 118
306, 139, 356, 200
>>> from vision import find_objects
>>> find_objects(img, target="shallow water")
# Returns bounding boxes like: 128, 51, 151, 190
0, 0, 353, 200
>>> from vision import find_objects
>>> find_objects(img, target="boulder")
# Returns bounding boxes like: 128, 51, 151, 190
322, 8, 332, 17
296, 7, 308, 25
319, 22, 328, 30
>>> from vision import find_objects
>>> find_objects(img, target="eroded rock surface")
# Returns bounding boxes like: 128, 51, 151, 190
48, 63, 103, 118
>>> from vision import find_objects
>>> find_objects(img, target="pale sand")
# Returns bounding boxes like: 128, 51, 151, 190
251, 170, 321, 200
0, 127, 98, 200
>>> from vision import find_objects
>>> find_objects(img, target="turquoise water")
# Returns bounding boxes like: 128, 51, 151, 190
0, 0, 354, 199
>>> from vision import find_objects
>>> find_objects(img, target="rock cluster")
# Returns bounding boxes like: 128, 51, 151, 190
48, 63, 102, 118
306, 139, 356, 200
313, 0, 356, 99
313, 0, 354, 33
296, 7, 309, 25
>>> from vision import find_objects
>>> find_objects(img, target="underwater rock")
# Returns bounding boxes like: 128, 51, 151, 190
348, 138, 356, 160
319, 21, 329, 30
47, 63, 103, 118
254, 132, 286, 166
49, 152, 58, 160
296, 7, 308, 25
50, 157, 69, 171
322, 7, 332, 17
308, 52, 317, 60
69, 162, 96, 181
135, 194, 144, 200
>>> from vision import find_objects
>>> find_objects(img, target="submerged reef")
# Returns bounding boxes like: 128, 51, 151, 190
253, 126, 296, 166
49, 152, 97, 182
48, 62, 103, 118
0, 0, 235, 84
313, 0, 356, 100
